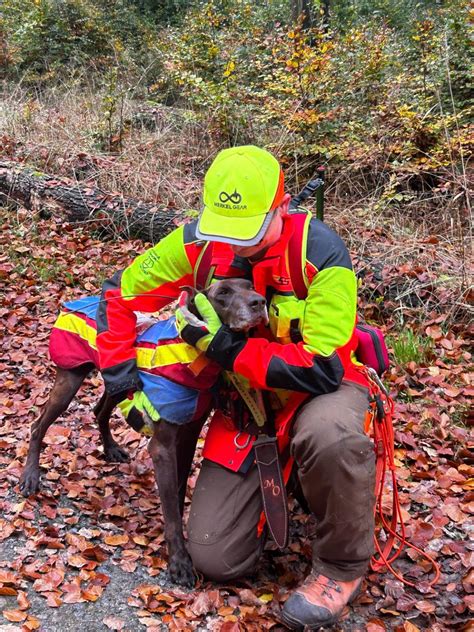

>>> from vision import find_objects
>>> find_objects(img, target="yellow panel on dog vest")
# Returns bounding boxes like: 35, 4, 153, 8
54, 312, 98, 349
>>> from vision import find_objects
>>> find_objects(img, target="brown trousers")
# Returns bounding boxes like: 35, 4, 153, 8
187, 382, 376, 582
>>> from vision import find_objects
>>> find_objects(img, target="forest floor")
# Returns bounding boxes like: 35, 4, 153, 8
0, 202, 471, 632
0, 93, 472, 631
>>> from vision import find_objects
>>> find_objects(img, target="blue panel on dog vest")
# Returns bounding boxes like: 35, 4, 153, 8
136, 317, 178, 344
138, 371, 200, 425
63, 296, 100, 319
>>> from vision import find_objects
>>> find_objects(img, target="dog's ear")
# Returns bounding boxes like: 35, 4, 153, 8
189, 285, 211, 300
183, 285, 213, 313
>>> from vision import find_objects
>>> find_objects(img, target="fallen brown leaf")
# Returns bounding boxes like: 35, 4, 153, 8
2, 610, 27, 623
103, 616, 125, 630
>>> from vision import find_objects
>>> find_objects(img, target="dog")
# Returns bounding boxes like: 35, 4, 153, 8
19, 278, 268, 586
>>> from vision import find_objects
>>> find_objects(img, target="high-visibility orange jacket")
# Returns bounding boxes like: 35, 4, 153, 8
96, 210, 369, 469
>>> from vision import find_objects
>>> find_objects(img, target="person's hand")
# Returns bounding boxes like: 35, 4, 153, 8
176, 291, 247, 370
175, 292, 223, 352
117, 390, 159, 435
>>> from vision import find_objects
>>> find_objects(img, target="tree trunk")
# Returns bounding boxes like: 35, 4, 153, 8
291, 0, 313, 30
321, 0, 330, 32
0, 160, 185, 243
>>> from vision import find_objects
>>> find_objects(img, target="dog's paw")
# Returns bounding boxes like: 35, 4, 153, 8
104, 443, 129, 463
19, 469, 40, 497
169, 553, 195, 588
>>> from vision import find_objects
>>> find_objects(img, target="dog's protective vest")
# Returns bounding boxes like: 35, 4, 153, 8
50, 298, 216, 428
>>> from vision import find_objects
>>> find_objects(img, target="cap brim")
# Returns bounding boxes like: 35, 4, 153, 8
196, 207, 273, 246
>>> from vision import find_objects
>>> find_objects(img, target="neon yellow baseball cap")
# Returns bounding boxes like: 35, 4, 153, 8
196, 145, 285, 246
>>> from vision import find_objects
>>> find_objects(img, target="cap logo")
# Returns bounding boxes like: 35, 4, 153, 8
219, 189, 242, 204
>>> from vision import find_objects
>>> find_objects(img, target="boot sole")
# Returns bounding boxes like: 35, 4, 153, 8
280, 584, 362, 630
280, 608, 339, 630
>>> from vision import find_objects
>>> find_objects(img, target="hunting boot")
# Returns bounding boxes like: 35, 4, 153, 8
281, 572, 363, 629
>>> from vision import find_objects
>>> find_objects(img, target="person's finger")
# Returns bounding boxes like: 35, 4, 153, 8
178, 290, 189, 309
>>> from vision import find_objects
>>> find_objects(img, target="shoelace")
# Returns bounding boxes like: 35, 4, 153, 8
302, 575, 343, 601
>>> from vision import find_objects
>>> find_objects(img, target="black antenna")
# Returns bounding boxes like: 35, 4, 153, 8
289, 166, 325, 221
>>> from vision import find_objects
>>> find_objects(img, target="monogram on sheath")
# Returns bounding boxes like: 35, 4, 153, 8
253, 435, 289, 549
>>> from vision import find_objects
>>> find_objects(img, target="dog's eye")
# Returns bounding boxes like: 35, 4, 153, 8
218, 288, 231, 296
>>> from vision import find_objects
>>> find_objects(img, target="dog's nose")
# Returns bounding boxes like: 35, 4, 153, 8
250, 296, 266, 310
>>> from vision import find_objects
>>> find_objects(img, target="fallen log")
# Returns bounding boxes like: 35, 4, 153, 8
0, 160, 185, 243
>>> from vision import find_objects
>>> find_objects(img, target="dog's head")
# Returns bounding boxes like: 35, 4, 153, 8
182, 279, 268, 333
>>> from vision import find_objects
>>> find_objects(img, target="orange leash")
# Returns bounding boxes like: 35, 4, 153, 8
366, 369, 440, 587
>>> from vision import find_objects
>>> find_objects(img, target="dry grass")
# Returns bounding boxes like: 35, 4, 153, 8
1, 81, 472, 323
1, 82, 224, 209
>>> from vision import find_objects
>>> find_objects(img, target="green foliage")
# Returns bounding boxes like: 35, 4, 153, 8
388, 329, 434, 366
331, 0, 446, 32
92, 66, 128, 152
132, 0, 201, 25
138, 0, 471, 174
2, 0, 471, 193
1, 0, 155, 80
145, 0, 290, 142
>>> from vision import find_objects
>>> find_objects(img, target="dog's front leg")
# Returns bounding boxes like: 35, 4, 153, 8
148, 420, 195, 587
176, 416, 207, 516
